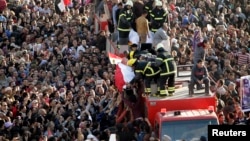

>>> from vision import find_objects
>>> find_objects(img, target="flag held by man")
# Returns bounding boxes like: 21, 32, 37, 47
115, 62, 135, 92
108, 52, 122, 64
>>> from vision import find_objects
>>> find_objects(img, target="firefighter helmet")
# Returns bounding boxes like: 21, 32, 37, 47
125, 0, 133, 7
127, 59, 137, 67
155, 43, 164, 51
155, 1, 162, 6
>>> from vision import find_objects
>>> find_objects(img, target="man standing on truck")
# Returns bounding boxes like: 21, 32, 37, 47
117, 0, 134, 46
155, 43, 176, 97
150, 0, 167, 33
189, 59, 210, 96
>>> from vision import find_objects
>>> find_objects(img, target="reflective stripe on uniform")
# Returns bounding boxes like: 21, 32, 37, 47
154, 17, 163, 20
135, 70, 144, 73
160, 58, 176, 76
160, 90, 168, 96
160, 71, 176, 76
117, 28, 130, 31
119, 14, 126, 18
164, 58, 174, 61
151, 28, 158, 32
145, 88, 151, 93
168, 87, 175, 93
145, 69, 160, 76
143, 63, 150, 74
156, 57, 163, 61
146, 69, 160, 76
144, 62, 159, 76
165, 59, 170, 75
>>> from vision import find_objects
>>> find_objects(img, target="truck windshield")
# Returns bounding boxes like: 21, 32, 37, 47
161, 119, 218, 141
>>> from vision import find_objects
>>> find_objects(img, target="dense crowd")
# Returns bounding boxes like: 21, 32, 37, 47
0, 0, 249, 141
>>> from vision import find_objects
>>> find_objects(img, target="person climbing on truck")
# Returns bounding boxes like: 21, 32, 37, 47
127, 58, 160, 97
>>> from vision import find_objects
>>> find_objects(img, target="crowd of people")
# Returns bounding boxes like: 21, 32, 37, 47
0, 0, 249, 141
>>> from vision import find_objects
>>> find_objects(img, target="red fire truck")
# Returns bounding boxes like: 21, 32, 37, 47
145, 80, 219, 140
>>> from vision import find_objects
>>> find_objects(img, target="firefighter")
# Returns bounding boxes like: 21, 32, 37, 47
150, 0, 167, 33
127, 58, 160, 97
155, 43, 176, 97
117, 0, 134, 45
144, 0, 154, 21
127, 43, 140, 60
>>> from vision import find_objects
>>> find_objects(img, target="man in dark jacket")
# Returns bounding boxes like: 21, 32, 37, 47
155, 43, 176, 97
189, 59, 210, 96
150, 1, 167, 32
144, 0, 154, 21
117, 0, 134, 45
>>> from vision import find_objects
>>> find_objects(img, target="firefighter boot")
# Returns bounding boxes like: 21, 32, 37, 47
168, 86, 175, 96
159, 90, 168, 97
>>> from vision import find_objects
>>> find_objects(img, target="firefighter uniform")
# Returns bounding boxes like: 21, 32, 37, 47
117, 1, 134, 45
150, 1, 167, 33
155, 43, 176, 97
144, 0, 154, 21
127, 59, 160, 96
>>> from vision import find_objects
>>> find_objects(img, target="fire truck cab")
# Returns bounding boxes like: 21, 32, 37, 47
145, 78, 219, 141
153, 108, 218, 141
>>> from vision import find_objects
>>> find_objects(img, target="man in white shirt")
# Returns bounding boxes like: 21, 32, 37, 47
76, 40, 87, 59
40, 3, 51, 15
33, 1, 43, 13
153, 23, 169, 47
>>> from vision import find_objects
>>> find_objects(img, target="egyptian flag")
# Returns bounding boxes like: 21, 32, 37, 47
114, 62, 135, 92
108, 52, 122, 64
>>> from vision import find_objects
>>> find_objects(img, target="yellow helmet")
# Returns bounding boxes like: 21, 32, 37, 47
127, 59, 137, 67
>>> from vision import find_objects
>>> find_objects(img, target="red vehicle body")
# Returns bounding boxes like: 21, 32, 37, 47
144, 86, 219, 140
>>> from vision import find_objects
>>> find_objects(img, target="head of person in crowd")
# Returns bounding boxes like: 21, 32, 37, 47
130, 43, 138, 51
125, 0, 133, 9
155, 1, 163, 9
162, 22, 169, 31
197, 39, 209, 49
196, 59, 205, 69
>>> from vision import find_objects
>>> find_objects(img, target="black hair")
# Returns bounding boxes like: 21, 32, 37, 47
142, 10, 148, 15
197, 59, 204, 63
131, 44, 138, 48
203, 39, 208, 44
